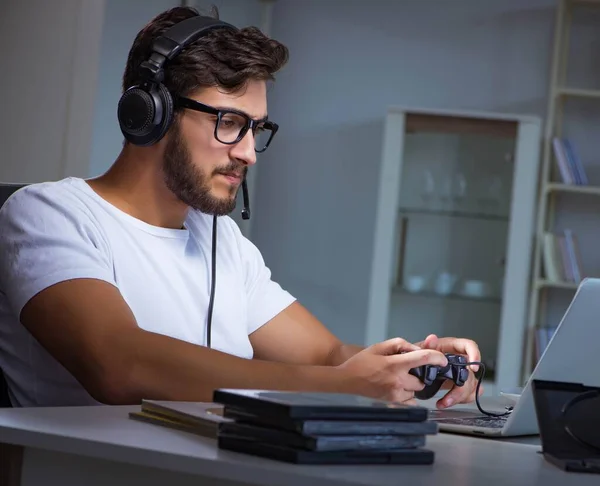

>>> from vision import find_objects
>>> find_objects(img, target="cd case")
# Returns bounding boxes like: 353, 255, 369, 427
218, 434, 435, 465
218, 421, 426, 452
223, 406, 439, 436
213, 389, 429, 421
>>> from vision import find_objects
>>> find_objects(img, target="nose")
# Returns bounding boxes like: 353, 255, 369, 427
229, 129, 257, 166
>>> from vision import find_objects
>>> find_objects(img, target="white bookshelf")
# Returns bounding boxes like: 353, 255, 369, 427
524, 0, 600, 384
365, 106, 541, 396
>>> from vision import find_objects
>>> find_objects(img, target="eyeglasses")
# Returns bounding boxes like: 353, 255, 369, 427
175, 97, 278, 153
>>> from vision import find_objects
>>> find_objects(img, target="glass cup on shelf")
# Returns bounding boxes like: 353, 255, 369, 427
404, 274, 428, 293
434, 271, 458, 296
439, 178, 452, 208
461, 279, 491, 298
451, 172, 467, 208
488, 175, 504, 213
438, 172, 467, 211
476, 174, 503, 214
420, 169, 436, 208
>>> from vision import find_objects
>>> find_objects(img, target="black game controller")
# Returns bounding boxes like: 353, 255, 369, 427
409, 353, 470, 400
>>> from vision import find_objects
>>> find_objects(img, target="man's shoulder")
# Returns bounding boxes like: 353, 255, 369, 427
0, 177, 90, 216
0, 177, 101, 237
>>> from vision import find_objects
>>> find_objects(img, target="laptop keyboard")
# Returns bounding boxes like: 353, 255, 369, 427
433, 415, 509, 429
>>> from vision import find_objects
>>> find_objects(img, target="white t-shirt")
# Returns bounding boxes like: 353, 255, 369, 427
0, 177, 295, 407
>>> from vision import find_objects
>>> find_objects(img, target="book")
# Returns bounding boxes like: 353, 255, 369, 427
128, 400, 232, 438
542, 230, 584, 284
551, 137, 588, 185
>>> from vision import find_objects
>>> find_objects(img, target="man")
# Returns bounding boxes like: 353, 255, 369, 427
0, 6, 481, 407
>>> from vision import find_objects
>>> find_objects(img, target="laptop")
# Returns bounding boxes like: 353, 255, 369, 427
427, 277, 600, 437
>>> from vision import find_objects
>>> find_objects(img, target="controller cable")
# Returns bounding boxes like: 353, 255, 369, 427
462, 361, 513, 418
560, 389, 600, 454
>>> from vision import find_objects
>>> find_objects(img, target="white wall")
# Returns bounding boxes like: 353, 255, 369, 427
251, 0, 558, 345
1, 0, 265, 186
0, 0, 105, 183
88, 0, 180, 180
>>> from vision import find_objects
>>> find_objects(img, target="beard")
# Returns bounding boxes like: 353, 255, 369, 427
162, 122, 246, 215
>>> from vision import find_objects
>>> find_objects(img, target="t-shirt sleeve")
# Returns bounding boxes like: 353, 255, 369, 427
0, 185, 116, 317
230, 221, 296, 334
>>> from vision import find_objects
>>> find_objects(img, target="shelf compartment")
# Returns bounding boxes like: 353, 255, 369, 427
556, 87, 600, 99
535, 279, 579, 290
546, 182, 600, 196
398, 206, 509, 222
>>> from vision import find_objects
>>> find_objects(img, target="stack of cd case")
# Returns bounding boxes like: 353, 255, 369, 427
212, 389, 438, 465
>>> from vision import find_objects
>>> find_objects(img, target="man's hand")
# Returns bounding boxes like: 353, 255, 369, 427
416, 334, 483, 409
337, 337, 449, 404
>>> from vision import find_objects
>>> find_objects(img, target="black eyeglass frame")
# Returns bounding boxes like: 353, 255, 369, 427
175, 96, 278, 153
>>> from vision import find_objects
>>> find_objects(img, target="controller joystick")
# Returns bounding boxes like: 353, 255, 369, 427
408, 353, 470, 400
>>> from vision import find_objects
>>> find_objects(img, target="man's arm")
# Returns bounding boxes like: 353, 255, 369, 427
249, 301, 364, 366
19, 279, 354, 405
20, 279, 448, 405
1, 188, 448, 406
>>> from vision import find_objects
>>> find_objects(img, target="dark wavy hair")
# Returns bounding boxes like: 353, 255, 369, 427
122, 6, 289, 97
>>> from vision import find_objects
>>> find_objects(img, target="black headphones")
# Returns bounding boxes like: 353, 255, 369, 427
117, 14, 251, 221
117, 15, 238, 147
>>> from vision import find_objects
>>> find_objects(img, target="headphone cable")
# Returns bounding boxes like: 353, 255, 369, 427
206, 214, 217, 348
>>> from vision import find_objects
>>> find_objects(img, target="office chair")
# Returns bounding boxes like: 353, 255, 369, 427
0, 183, 28, 407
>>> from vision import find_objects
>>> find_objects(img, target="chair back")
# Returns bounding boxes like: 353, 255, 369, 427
0, 184, 25, 207
0, 183, 27, 407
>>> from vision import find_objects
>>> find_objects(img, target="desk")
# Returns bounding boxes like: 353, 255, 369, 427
0, 404, 595, 486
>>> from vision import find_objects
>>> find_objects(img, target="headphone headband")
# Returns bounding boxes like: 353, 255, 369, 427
141, 16, 238, 83
118, 15, 238, 146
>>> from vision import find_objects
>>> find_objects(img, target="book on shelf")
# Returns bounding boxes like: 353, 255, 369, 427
542, 230, 584, 284
552, 137, 588, 185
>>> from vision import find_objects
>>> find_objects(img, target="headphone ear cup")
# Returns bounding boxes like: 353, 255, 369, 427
117, 85, 156, 146
152, 83, 174, 144
117, 83, 174, 146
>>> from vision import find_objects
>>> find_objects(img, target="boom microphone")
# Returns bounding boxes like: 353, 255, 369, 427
241, 176, 250, 220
